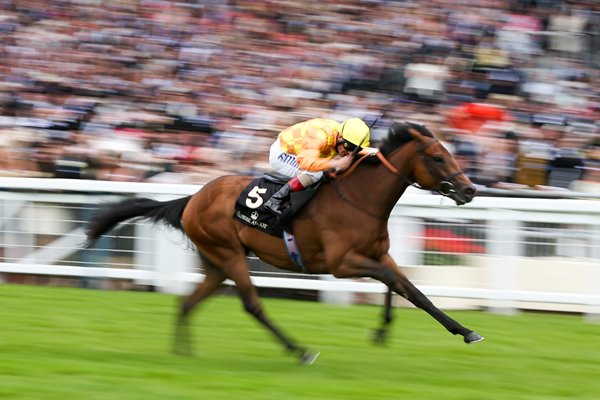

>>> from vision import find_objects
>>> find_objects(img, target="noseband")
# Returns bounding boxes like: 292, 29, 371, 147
376, 139, 465, 197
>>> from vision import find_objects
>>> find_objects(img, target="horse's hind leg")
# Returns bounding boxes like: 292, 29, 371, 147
373, 288, 393, 344
174, 261, 226, 356
227, 261, 319, 364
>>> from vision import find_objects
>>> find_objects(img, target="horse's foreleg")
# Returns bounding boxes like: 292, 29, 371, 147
174, 262, 227, 356
334, 255, 483, 344
373, 288, 393, 344
393, 273, 483, 343
227, 265, 319, 364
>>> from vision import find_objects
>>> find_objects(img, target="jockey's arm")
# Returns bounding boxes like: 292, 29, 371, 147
296, 129, 338, 172
297, 147, 336, 172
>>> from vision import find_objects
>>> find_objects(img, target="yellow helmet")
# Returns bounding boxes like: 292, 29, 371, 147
340, 118, 370, 150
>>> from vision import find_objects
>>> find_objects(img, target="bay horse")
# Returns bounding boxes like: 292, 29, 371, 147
85, 121, 483, 364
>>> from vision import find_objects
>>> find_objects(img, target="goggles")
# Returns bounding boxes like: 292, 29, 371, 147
341, 140, 361, 152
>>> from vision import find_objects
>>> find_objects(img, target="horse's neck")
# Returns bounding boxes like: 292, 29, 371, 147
339, 144, 415, 219
373, 145, 416, 215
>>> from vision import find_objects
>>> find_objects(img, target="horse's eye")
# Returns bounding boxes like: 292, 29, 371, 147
432, 156, 444, 163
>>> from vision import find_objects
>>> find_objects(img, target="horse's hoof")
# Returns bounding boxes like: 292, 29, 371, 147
299, 349, 320, 365
173, 346, 194, 356
464, 331, 485, 344
173, 340, 194, 356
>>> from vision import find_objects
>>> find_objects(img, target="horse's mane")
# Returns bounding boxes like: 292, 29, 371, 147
378, 121, 434, 156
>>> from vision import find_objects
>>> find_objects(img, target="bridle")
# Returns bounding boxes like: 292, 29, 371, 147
332, 138, 466, 219
375, 138, 465, 198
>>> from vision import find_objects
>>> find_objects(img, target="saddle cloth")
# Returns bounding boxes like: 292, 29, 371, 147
233, 174, 320, 237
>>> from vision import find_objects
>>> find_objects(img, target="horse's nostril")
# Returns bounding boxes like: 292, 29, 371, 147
464, 186, 476, 198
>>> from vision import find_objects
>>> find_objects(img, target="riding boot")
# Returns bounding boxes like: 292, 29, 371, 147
264, 184, 292, 215
264, 176, 305, 216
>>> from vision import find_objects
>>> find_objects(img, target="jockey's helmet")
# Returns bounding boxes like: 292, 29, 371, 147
340, 118, 370, 151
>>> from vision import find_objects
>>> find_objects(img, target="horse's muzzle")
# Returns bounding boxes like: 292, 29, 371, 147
439, 181, 476, 205
455, 184, 477, 205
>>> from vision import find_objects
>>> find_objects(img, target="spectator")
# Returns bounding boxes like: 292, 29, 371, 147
0, 0, 595, 194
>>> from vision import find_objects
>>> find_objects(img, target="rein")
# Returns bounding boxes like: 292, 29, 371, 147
331, 153, 371, 179
331, 153, 386, 219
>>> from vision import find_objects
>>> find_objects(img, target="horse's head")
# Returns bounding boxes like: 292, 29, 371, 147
378, 122, 476, 205
405, 123, 476, 205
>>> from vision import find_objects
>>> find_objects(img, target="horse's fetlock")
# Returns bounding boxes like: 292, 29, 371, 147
180, 302, 193, 317
243, 302, 262, 316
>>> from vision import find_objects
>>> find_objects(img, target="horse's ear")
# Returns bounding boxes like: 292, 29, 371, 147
407, 127, 430, 144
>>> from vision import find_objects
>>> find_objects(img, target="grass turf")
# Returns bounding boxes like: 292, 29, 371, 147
0, 284, 598, 400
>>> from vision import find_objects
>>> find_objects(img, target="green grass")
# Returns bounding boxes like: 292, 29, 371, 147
0, 284, 598, 400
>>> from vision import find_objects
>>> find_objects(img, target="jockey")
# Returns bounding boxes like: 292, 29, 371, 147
264, 117, 373, 215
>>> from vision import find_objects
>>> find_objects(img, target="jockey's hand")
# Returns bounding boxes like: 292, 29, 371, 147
330, 155, 353, 172
362, 147, 379, 155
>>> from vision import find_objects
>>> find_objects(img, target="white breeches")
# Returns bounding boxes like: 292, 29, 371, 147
269, 140, 322, 186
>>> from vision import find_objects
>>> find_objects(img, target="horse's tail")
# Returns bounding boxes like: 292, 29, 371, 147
84, 196, 192, 248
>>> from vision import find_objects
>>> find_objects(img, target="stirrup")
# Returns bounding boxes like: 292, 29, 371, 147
264, 199, 282, 215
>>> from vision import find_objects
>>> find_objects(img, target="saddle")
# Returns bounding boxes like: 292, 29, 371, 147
233, 174, 321, 237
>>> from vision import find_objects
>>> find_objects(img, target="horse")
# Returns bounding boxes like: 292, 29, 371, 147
85, 121, 483, 364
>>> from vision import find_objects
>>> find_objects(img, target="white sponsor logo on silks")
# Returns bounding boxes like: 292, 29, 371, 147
278, 152, 299, 168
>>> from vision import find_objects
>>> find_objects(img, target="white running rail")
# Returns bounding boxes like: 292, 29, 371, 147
0, 177, 598, 317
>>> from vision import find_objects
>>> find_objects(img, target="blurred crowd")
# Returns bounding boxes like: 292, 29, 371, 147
0, 0, 598, 192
